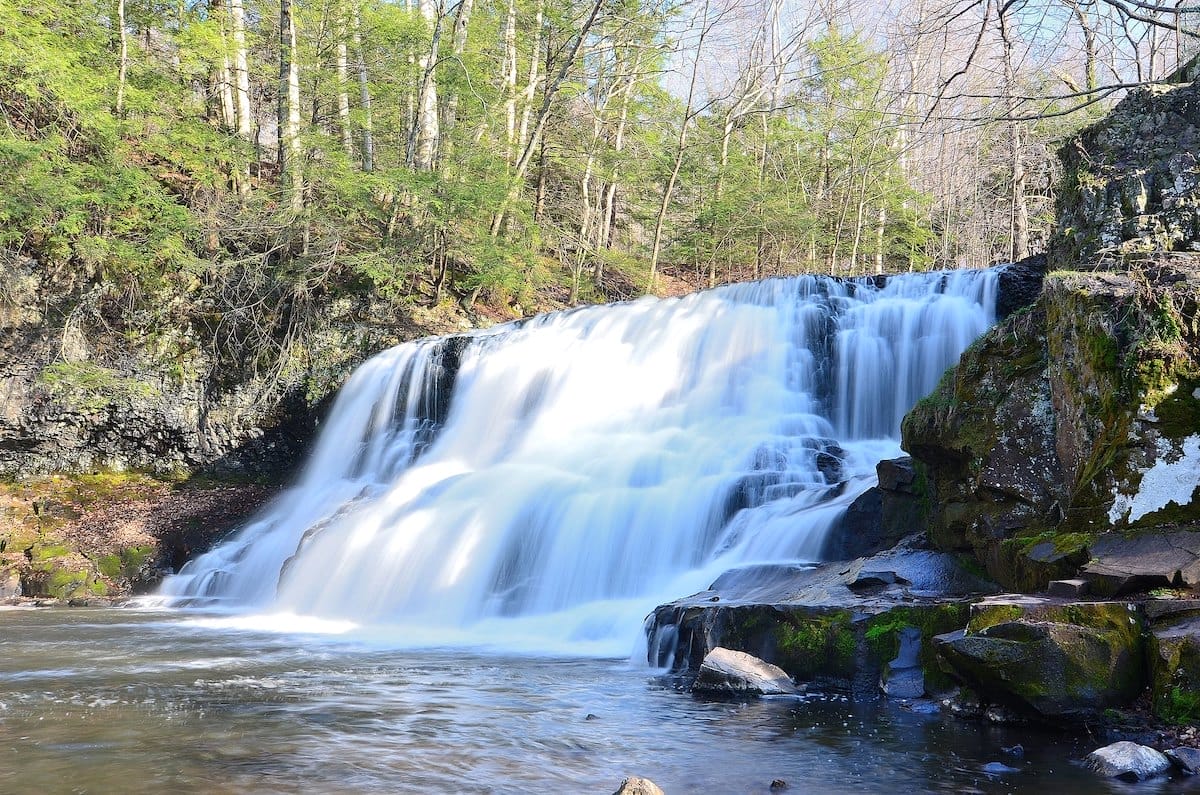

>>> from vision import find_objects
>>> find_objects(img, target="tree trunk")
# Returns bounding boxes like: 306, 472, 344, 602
335, 3, 353, 156
515, 0, 544, 155
279, 0, 303, 211
230, 0, 253, 138
489, 0, 605, 236
409, 0, 443, 171
439, 0, 476, 158
648, 0, 711, 292
213, 0, 237, 130
351, 6, 375, 171
116, 0, 128, 116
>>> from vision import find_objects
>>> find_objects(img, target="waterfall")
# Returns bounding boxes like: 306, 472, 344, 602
160, 269, 998, 654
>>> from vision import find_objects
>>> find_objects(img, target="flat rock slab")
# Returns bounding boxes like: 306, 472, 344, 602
1082, 531, 1200, 596
1145, 598, 1200, 623
1086, 741, 1171, 781
1047, 579, 1089, 598
700, 538, 998, 609
694, 647, 799, 696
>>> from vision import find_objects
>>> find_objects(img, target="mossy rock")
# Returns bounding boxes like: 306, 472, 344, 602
1148, 616, 1200, 724
96, 545, 155, 582
937, 599, 1147, 717
984, 532, 1091, 592
715, 606, 859, 686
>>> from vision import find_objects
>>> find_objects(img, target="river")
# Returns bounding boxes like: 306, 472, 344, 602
0, 607, 1170, 794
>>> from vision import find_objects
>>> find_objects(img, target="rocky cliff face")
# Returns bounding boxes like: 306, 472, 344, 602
902, 262, 1200, 589
1051, 81, 1200, 269
0, 256, 470, 479
902, 79, 1200, 592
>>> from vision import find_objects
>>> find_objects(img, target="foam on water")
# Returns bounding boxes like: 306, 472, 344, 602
159, 270, 998, 654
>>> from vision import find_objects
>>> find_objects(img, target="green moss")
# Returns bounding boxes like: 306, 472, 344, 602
46, 568, 88, 599
773, 610, 857, 681
1150, 377, 1200, 439
968, 604, 1025, 633
32, 543, 71, 560
97, 545, 154, 580
38, 361, 159, 413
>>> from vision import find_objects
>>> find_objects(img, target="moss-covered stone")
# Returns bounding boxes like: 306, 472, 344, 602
1148, 616, 1200, 724
937, 598, 1147, 717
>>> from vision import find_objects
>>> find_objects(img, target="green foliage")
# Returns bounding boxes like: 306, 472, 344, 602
1158, 685, 1200, 725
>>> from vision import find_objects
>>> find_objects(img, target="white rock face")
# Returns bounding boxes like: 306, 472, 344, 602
1086, 741, 1171, 781
1109, 434, 1200, 524
693, 647, 798, 696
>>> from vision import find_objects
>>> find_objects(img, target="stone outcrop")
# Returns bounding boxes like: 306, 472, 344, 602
646, 537, 992, 694
1148, 610, 1200, 725
1051, 82, 1200, 270
0, 255, 474, 479
693, 647, 799, 696
824, 457, 925, 561
902, 262, 1200, 590
1082, 530, 1200, 596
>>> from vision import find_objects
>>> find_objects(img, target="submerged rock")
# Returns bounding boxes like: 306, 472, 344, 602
880, 626, 925, 699
612, 777, 665, 795
1085, 741, 1171, 782
693, 647, 798, 696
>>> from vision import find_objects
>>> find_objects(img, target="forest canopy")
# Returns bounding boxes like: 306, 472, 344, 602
1, 0, 1196, 325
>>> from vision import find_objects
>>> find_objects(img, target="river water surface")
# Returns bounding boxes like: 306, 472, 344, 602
2, 607, 1188, 794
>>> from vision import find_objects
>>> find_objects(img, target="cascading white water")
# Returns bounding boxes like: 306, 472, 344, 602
160, 269, 998, 654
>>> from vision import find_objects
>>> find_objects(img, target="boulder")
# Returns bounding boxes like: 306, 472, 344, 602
996, 253, 1048, 319
824, 457, 924, 560
612, 777, 665, 795
1167, 747, 1200, 775
935, 598, 1146, 717
0, 567, 20, 599
1085, 741, 1171, 782
1046, 579, 1088, 598
693, 647, 799, 696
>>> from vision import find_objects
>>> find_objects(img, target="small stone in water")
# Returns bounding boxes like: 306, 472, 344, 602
770, 779, 788, 790
585, 713, 598, 721
982, 762, 1020, 775
1002, 744, 1025, 759
612, 776, 664, 795
1086, 741, 1171, 782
